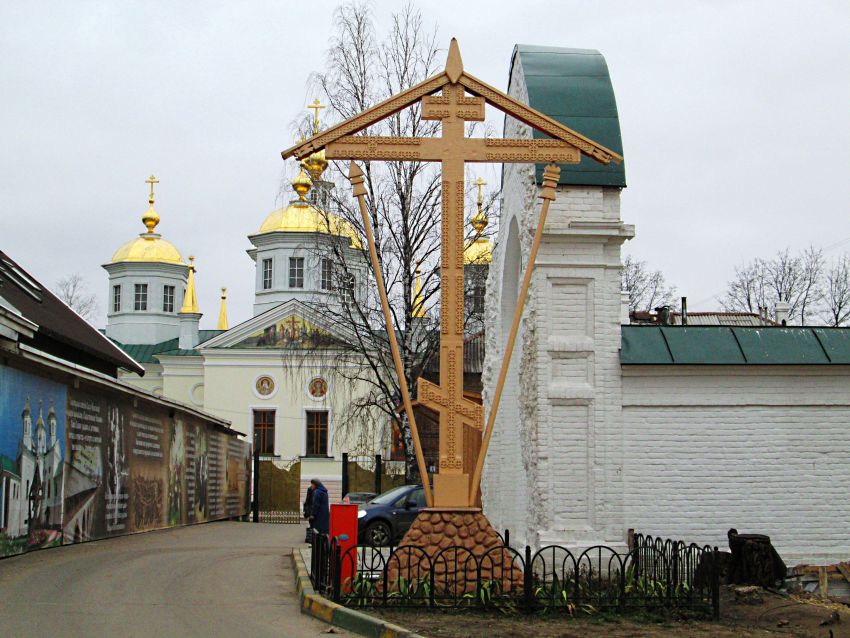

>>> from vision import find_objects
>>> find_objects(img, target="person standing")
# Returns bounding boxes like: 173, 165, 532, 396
303, 483, 315, 543
309, 478, 330, 535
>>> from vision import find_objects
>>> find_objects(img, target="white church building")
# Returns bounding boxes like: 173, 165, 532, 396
104, 158, 379, 501
482, 45, 850, 565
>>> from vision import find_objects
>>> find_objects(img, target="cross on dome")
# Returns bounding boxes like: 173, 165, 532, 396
307, 98, 326, 135
145, 174, 159, 204
142, 175, 161, 234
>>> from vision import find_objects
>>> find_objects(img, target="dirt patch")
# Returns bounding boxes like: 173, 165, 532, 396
373, 587, 850, 638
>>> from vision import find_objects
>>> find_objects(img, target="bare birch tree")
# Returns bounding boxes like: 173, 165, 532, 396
820, 253, 850, 326
721, 247, 823, 324
55, 274, 98, 321
621, 255, 677, 312
289, 2, 496, 478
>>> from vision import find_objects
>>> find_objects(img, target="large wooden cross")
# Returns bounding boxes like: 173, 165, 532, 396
282, 39, 621, 508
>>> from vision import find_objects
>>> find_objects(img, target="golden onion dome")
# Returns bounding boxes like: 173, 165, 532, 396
464, 180, 492, 265
257, 169, 362, 249
111, 175, 185, 265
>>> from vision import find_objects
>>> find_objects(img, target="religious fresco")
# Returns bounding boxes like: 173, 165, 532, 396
0, 366, 66, 557
0, 362, 250, 559
233, 314, 343, 349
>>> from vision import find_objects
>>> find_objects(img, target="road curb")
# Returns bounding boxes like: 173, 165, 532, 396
291, 549, 427, 638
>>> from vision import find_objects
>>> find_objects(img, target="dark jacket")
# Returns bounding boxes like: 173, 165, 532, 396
303, 486, 314, 519
310, 484, 330, 534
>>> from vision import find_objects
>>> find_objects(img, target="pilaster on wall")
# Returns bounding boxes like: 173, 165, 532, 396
534, 187, 633, 550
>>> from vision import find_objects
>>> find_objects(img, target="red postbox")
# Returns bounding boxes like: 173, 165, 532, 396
329, 503, 358, 592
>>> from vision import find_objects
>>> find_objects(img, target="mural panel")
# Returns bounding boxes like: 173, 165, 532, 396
0, 366, 66, 557
1, 362, 250, 559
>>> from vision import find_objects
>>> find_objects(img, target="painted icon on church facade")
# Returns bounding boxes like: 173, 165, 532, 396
255, 376, 275, 397
233, 314, 342, 349
308, 377, 328, 399
0, 365, 66, 557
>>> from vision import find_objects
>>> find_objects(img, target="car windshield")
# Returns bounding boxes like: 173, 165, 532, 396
368, 486, 413, 505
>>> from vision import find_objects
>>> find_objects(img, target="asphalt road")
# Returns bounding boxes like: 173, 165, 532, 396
0, 521, 350, 638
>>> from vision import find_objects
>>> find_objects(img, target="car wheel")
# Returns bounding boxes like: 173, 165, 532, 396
365, 520, 392, 547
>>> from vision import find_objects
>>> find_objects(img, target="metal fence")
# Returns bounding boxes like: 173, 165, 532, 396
309, 531, 719, 618
258, 510, 301, 524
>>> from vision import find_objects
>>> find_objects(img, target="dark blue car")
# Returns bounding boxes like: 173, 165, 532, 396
357, 484, 426, 546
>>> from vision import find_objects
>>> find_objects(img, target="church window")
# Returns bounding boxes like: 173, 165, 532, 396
253, 409, 275, 455
320, 258, 333, 290
340, 273, 355, 304
289, 257, 304, 288
112, 285, 121, 312
134, 284, 148, 311
472, 284, 485, 314
262, 259, 273, 290
163, 285, 175, 312
306, 410, 328, 456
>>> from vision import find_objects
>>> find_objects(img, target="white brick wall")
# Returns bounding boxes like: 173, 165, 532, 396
483, 54, 634, 551
487, 53, 850, 567
623, 366, 850, 564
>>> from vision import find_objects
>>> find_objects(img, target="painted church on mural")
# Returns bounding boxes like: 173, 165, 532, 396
103, 44, 850, 565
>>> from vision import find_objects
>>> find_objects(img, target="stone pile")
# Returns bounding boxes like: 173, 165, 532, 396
386, 510, 524, 593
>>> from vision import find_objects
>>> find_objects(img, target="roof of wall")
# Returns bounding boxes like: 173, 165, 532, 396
621, 326, 850, 365
510, 45, 626, 187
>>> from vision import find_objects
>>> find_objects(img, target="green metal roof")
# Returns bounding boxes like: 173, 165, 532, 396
621, 326, 850, 365
112, 330, 224, 363
511, 45, 625, 187
0, 455, 19, 476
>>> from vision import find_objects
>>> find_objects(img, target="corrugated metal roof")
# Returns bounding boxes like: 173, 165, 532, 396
621, 326, 850, 365
112, 330, 223, 363
671, 312, 775, 327
510, 45, 626, 187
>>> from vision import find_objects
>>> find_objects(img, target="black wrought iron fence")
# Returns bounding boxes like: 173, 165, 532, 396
308, 531, 720, 618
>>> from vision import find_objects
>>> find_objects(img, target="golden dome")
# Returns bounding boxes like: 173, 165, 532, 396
111, 175, 186, 265
258, 201, 362, 249
111, 235, 185, 265
257, 167, 362, 249
464, 238, 492, 265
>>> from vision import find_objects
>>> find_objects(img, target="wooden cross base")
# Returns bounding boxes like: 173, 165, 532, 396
386, 510, 523, 594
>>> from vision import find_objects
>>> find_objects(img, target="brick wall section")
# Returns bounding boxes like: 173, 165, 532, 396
623, 367, 850, 564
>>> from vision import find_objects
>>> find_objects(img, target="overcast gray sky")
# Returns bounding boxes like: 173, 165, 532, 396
2, 0, 848, 328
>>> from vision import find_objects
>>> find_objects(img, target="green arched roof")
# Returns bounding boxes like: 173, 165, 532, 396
509, 45, 626, 187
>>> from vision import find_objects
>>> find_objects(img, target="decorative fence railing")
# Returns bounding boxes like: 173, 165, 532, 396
258, 510, 301, 524
309, 531, 720, 618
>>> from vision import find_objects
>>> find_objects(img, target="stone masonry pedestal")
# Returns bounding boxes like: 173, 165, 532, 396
386, 509, 523, 593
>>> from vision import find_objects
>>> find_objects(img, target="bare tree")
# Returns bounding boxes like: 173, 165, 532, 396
820, 253, 850, 326
621, 255, 677, 312
721, 247, 823, 324
290, 2, 496, 478
55, 274, 98, 321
